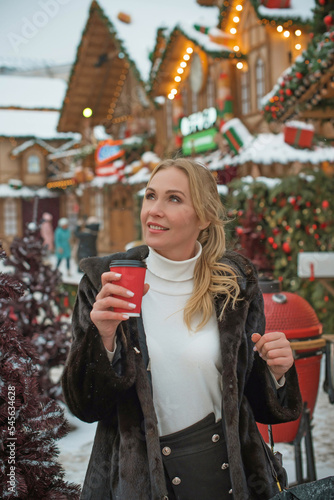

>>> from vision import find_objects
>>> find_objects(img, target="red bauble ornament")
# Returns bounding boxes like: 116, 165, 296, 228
322, 199, 329, 209
268, 236, 275, 245
295, 72, 303, 79
286, 88, 293, 96
324, 14, 333, 28
319, 0, 326, 5
272, 243, 278, 250
236, 227, 244, 235
282, 242, 291, 253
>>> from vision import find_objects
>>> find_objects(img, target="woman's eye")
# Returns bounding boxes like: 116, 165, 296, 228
170, 195, 181, 202
145, 192, 155, 200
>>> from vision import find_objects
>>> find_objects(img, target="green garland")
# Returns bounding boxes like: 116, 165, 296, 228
262, 27, 334, 122
225, 168, 334, 333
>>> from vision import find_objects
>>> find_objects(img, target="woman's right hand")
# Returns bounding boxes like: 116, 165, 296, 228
90, 271, 149, 351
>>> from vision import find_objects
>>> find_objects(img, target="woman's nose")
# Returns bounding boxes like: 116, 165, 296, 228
148, 200, 164, 216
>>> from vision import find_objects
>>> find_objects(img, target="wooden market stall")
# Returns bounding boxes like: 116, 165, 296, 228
56, 0, 155, 254
0, 75, 79, 252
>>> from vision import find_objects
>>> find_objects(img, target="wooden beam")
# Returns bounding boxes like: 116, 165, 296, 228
280, 63, 334, 121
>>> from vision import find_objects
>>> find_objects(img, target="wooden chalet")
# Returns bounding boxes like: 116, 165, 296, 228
218, 0, 314, 131
149, 0, 315, 160
56, 0, 154, 254
0, 75, 79, 253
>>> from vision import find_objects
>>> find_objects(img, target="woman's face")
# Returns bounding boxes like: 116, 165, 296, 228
141, 167, 205, 261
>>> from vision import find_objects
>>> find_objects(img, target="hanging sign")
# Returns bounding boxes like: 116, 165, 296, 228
180, 107, 217, 137
95, 139, 125, 167
182, 128, 217, 155
96, 160, 125, 179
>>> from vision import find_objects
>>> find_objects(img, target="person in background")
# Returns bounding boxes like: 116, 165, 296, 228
40, 212, 54, 253
55, 217, 71, 275
62, 158, 302, 500
74, 216, 100, 271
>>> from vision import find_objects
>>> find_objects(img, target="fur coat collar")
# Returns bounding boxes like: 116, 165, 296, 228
62, 246, 302, 500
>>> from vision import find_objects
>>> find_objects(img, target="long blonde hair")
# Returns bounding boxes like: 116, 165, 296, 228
147, 158, 241, 330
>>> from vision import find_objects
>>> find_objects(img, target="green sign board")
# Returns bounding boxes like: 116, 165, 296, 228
182, 128, 217, 155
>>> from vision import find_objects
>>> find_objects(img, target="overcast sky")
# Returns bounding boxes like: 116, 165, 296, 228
0, 0, 219, 80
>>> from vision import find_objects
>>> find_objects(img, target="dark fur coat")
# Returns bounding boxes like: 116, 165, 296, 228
62, 246, 302, 500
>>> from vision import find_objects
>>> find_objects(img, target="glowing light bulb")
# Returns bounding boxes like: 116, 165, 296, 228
177, 68, 184, 74
236, 4, 243, 11
186, 47, 193, 54
277, 25, 283, 33
236, 62, 243, 69
168, 93, 175, 100
180, 61, 187, 68
171, 88, 177, 95
183, 54, 190, 61
174, 76, 181, 82
83, 107, 93, 118
283, 30, 290, 38
233, 16, 240, 23
230, 27, 237, 35
295, 29, 302, 36
295, 43, 301, 50
234, 45, 240, 51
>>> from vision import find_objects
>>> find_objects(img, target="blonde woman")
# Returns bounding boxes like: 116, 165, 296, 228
62, 159, 302, 500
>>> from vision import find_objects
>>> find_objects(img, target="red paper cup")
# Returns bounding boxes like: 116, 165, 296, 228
109, 260, 147, 317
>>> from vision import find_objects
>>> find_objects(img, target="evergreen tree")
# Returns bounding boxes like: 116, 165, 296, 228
226, 168, 334, 332
0, 245, 80, 499
5, 223, 71, 401
313, 0, 334, 39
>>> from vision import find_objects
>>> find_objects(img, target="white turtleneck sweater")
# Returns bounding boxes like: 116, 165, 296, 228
106, 244, 285, 436
141, 244, 223, 436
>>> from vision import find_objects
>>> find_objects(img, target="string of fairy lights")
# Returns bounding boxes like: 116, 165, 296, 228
224, 1, 304, 52
167, 1, 305, 97
167, 46, 194, 100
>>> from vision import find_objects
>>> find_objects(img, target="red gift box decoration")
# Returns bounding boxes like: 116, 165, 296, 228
284, 121, 314, 149
260, 0, 291, 7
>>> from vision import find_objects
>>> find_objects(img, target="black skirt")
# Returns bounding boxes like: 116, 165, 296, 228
159, 413, 233, 500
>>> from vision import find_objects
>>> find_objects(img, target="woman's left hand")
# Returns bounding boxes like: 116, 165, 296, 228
252, 332, 294, 381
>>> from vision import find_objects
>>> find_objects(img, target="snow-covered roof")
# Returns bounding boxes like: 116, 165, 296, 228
218, 133, 334, 167
11, 139, 57, 157
0, 109, 80, 139
177, 23, 232, 54
257, 0, 316, 23
0, 184, 58, 199
0, 75, 67, 110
